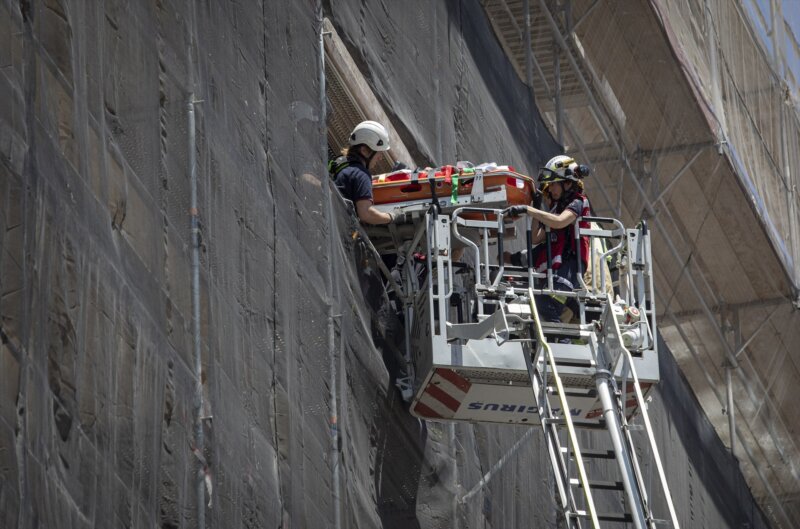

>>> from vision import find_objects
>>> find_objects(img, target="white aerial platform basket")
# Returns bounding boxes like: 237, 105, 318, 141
366, 172, 659, 429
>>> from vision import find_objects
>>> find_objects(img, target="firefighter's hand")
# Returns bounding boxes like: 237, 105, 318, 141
386, 210, 404, 224
507, 205, 530, 216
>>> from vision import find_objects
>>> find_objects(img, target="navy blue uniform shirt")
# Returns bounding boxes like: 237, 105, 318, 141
334, 156, 373, 203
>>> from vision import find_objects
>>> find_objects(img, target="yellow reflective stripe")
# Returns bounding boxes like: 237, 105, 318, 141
551, 294, 567, 305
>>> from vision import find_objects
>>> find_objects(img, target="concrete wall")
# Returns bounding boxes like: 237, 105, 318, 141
0, 0, 772, 527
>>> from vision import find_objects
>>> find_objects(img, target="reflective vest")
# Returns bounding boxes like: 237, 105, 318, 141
534, 193, 591, 273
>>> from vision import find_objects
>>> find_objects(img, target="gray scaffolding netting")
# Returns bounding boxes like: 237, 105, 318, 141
0, 0, 785, 528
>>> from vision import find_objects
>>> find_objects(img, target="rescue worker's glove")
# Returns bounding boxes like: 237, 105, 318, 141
506, 205, 530, 216
509, 250, 528, 267
387, 210, 405, 224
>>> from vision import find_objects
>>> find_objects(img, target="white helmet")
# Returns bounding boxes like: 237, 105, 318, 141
539, 155, 589, 184
541, 155, 578, 182
349, 120, 390, 152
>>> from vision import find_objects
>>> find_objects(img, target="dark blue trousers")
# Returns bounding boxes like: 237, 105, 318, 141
536, 256, 580, 324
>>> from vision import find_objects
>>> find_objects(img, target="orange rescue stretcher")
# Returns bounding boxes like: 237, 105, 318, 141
371, 164, 537, 208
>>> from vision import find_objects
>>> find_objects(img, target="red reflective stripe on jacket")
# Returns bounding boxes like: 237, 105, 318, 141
534, 193, 590, 272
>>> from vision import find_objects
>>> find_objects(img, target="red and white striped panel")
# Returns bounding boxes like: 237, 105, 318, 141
413, 368, 472, 419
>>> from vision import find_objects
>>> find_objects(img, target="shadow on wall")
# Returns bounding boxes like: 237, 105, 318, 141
655, 335, 772, 529
347, 221, 429, 528
374, 394, 427, 529
445, 0, 553, 160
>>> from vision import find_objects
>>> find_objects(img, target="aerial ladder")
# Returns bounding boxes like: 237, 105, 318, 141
365, 163, 680, 528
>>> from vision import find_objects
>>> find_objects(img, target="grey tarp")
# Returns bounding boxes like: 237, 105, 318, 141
0, 0, 770, 527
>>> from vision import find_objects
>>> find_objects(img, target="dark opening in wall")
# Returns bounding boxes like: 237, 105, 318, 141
323, 18, 411, 174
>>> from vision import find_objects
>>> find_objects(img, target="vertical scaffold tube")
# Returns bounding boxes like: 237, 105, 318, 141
318, 8, 342, 529
188, 92, 205, 529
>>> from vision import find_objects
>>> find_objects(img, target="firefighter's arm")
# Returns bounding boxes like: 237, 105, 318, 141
524, 206, 577, 230
355, 199, 393, 225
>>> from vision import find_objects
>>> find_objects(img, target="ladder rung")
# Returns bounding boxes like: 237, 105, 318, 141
540, 321, 586, 330
570, 479, 624, 491
576, 448, 616, 459
572, 511, 633, 523
545, 418, 607, 430
597, 512, 633, 523
549, 358, 593, 368
548, 387, 597, 398
624, 424, 645, 431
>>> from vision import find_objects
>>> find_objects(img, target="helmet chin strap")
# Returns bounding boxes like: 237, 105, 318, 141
354, 146, 376, 168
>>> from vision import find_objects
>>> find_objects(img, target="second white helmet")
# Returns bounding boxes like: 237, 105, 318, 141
542, 155, 579, 181
349, 120, 390, 152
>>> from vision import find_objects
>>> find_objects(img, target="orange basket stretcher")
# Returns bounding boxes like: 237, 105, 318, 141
371, 164, 537, 212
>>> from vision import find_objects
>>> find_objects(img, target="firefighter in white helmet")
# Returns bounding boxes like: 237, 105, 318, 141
330, 120, 395, 225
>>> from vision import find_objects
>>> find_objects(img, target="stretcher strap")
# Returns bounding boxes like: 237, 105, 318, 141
450, 174, 459, 204
428, 169, 440, 212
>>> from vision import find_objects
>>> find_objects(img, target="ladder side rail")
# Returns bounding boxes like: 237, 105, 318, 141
524, 344, 581, 528
525, 300, 579, 524
528, 288, 601, 528
618, 339, 681, 529
612, 362, 657, 529
604, 291, 680, 529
